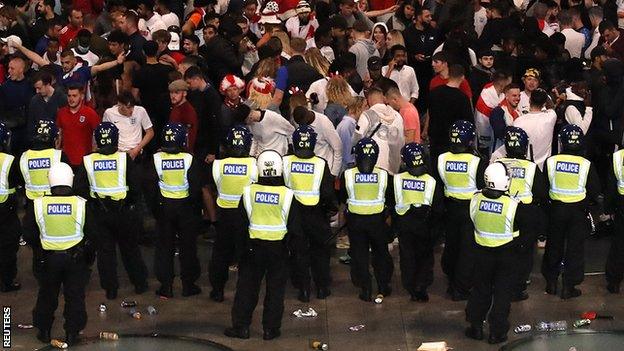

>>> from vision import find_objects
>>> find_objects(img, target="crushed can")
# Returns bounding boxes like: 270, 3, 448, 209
128, 308, 142, 319
50, 339, 68, 349
311, 340, 329, 350
374, 294, 383, 304
514, 324, 531, 333
147, 305, 157, 315
99, 332, 119, 340
120, 300, 137, 308
98, 303, 107, 313
573, 319, 591, 328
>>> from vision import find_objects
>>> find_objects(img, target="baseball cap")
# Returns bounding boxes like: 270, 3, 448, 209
523, 68, 540, 79
367, 56, 382, 70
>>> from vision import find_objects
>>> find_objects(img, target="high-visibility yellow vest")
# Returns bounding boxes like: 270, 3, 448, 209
469, 192, 519, 247
212, 157, 258, 208
499, 157, 537, 204
282, 155, 326, 206
393, 172, 436, 215
344, 167, 388, 215
20, 148, 62, 200
153, 151, 193, 199
546, 154, 590, 203
34, 195, 86, 251
0, 153, 16, 203
242, 184, 294, 241
613, 150, 624, 195
437, 152, 480, 200
83, 152, 128, 201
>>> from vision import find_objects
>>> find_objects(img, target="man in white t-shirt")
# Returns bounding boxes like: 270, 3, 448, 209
381, 45, 419, 104
155, 0, 180, 28
560, 10, 585, 59
102, 92, 155, 159
137, 0, 168, 40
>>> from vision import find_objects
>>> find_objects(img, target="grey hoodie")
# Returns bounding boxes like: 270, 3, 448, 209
349, 38, 380, 80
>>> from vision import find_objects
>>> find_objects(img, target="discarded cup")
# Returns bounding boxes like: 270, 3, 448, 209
514, 324, 531, 333
536, 320, 567, 332
581, 311, 614, 320
374, 294, 383, 304
121, 300, 137, 308
349, 324, 365, 332
573, 319, 591, 328
128, 308, 142, 319
50, 339, 68, 349
98, 303, 107, 313
293, 308, 318, 318
147, 305, 158, 315
17, 324, 33, 329
311, 340, 329, 350
99, 332, 119, 340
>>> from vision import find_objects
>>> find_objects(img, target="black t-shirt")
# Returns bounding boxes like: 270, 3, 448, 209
126, 31, 146, 65
133, 62, 174, 126
427, 85, 474, 148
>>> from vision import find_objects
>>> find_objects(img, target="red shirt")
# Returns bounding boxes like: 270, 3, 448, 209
169, 101, 198, 153
59, 25, 82, 49
369, 0, 395, 10
57, 104, 101, 166
72, 0, 104, 15
429, 75, 473, 101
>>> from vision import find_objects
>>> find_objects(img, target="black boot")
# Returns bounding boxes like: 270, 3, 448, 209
263, 328, 281, 340
378, 285, 392, 297
607, 282, 620, 294
298, 289, 310, 302
488, 332, 508, 344
545, 280, 558, 295
511, 290, 529, 302
210, 289, 225, 302
182, 283, 202, 297
106, 289, 118, 300
155, 285, 173, 298
561, 286, 581, 299
65, 331, 79, 346
224, 326, 250, 339
465, 325, 484, 340
317, 287, 331, 299
134, 283, 148, 295
36, 329, 51, 343
358, 288, 372, 302
410, 288, 429, 302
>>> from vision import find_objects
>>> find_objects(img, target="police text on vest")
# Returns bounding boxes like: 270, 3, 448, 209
224, 164, 247, 175
28, 158, 50, 170
555, 161, 579, 174
510, 167, 525, 178
402, 179, 425, 191
94, 160, 117, 171
479, 200, 503, 214
162, 159, 185, 170
255, 192, 280, 204
355, 173, 378, 183
291, 162, 314, 174
47, 204, 72, 215
445, 161, 468, 172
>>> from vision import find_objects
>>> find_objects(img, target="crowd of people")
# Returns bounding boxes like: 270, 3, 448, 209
1, 0, 624, 346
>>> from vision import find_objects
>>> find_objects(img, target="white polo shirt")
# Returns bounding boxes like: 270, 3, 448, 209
381, 64, 420, 100
102, 105, 153, 152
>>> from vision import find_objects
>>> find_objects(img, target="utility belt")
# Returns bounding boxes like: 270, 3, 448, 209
92, 196, 127, 212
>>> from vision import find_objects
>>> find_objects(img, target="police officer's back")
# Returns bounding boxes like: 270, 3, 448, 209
605, 139, 624, 294
22, 162, 96, 346
0, 122, 22, 293
283, 125, 338, 301
225, 150, 303, 341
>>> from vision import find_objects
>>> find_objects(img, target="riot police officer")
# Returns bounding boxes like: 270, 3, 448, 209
23, 162, 95, 346
148, 123, 203, 298
225, 150, 303, 341
0, 122, 22, 292
497, 127, 548, 301
80, 122, 148, 300
606, 138, 624, 294
283, 125, 338, 301
437, 120, 485, 300
392, 143, 443, 302
542, 124, 601, 299
208, 126, 257, 302
341, 138, 393, 302
465, 162, 531, 345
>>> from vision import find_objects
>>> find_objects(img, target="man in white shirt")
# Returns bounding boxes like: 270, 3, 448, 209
102, 92, 155, 159
563, 85, 592, 135
352, 88, 404, 174
286, 1, 319, 40
155, 0, 180, 28
560, 10, 585, 59
474, 0, 488, 38
137, 0, 168, 40
292, 106, 343, 176
518, 68, 541, 114
236, 103, 295, 156
381, 45, 419, 104
585, 6, 603, 60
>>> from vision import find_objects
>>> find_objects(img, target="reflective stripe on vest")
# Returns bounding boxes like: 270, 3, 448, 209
34, 196, 86, 251
547, 154, 590, 203
19, 149, 62, 200
613, 150, 624, 195
393, 172, 436, 215
499, 158, 537, 204
282, 155, 325, 206
213, 157, 258, 208
344, 167, 387, 215
437, 152, 480, 200
83, 152, 128, 201
0, 153, 16, 203
242, 184, 293, 241
153, 152, 193, 199
469, 192, 519, 247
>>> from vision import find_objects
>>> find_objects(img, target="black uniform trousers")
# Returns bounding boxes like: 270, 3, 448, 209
396, 209, 435, 292
441, 199, 475, 294
606, 207, 624, 286
541, 202, 589, 287
209, 207, 246, 292
466, 245, 517, 336
154, 198, 201, 287
33, 252, 91, 333
514, 204, 542, 294
0, 201, 21, 287
92, 201, 148, 291
346, 212, 394, 291
291, 203, 332, 291
231, 240, 289, 330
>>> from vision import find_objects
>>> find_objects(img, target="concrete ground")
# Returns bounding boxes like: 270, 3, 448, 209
3, 233, 624, 351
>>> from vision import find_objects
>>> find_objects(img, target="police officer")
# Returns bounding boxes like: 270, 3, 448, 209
208, 126, 257, 302
80, 122, 148, 300
19, 120, 66, 203
23, 162, 95, 346
465, 162, 531, 344
542, 124, 601, 299
148, 123, 203, 298
497, 127, 548, 301
283, 125, 338, 301
437, 120, 485, 300
224, 150, 303, 341
391, 143, 443, 302
0, 123, 22, 292
341, 138, 393, 302
606, 139, 624, 294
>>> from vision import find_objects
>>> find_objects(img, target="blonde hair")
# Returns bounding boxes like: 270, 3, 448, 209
254, 58, 278, 79
326, 76, 353, 108
304, 48, 330, 77
248, 88, 273, 110
387, 30, 405, 47
289, 92, 309, 115
347, 96, 367, 117
272, 31, 292, 57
